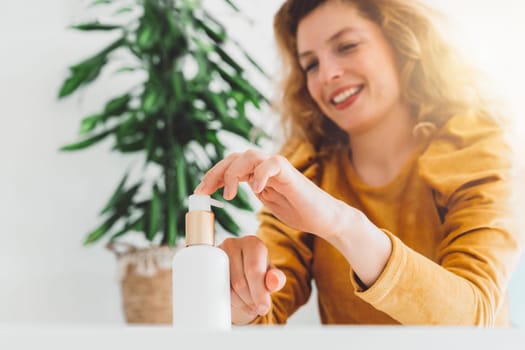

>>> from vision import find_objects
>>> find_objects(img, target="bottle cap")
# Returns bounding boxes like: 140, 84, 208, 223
185, 194, 224, 246
188, 194, 224, 212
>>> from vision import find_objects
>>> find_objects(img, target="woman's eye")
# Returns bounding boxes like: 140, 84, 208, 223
339, 43, 358, 53
303, 60, 318, 73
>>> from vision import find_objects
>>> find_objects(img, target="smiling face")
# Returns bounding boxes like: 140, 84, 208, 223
296, 1, 410, 137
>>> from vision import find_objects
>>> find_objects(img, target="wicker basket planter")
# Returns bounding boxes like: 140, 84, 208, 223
107, 243, 181, 324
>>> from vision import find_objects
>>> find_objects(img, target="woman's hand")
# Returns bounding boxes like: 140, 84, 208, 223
195, 149, 346, 238
199, 149, 392, 300
219, 236, 286, 325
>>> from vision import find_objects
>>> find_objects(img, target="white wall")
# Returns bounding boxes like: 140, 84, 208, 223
0, 0, 523, 326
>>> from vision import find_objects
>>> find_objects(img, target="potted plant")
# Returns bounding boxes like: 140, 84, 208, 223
58, 0, 268, 324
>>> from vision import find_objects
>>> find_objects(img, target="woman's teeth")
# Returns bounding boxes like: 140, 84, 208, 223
331, 86, 362, 105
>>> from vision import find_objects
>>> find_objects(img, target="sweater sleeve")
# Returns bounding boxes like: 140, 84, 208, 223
251, 140, 320, 325
351, 114, 521, 325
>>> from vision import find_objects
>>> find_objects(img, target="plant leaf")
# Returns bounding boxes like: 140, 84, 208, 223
114, 66, 139, 74
227, 187, 253, 211
166, 11, 182, 39
220, 114, 253, 141
137, 18, 161, 50
174, 143, 187, 203
89, 0, 112, 7
114, 138, 145, 153
59, 71, 89, 98
192, 109, 211, 122
214, 64, 263, 106
104, 93, 131, 116
144, 123, 156, 164
195, 18, 226, 44
109, 216, 144, 242
84, 212, 121, 245
114, 7, 134, 15
115, 184, 141, 212
213, 45, 243, 74
69, 36, 125, 73
147, 184, 161, 240
101, 182, 140, 216
166, 183, 177, 247
214, 207, 240, 236
142, 88, 162, 114
242, 49, 268, 78
224, 0, 240, 12
79, 113, 105, 134
203, 130, 225, 159
192, 50, 211, 83
71, 22, 121, 31
230, 37, 269, 78
172, 70, 184, 105
206, 92, 228, 118
59, 37, 125, 98
100, 172, 129, 215
59, 128, 114, 151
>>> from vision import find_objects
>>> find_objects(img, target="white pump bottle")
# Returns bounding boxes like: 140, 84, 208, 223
171, 194, 231, 330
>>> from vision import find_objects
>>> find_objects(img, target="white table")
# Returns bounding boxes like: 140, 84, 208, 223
1, 325, 524, 350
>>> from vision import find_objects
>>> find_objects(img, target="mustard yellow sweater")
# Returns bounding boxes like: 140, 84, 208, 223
253, 113, 520, 326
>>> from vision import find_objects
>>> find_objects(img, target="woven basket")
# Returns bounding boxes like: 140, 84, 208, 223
107, 242, 179, 324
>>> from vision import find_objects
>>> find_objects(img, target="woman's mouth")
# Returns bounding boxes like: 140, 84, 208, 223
329, 85, 364, 110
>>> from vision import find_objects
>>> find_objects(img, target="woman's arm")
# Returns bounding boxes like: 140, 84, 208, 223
195, 148, 393, 285
348, 115, 521, 325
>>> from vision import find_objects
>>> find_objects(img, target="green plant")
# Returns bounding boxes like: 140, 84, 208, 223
58, 0, 268, 247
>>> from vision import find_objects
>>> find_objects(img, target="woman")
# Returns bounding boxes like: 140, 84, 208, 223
194, 0, 520, 326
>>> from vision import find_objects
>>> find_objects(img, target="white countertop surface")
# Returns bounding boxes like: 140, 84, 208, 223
1, 325, 525, 350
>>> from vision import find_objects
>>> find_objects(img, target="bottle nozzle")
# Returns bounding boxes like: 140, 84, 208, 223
188, 194, 224, 212
185, 194, 222, 246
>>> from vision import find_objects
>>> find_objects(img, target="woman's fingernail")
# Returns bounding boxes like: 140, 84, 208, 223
223, 187, 231, 199
267, 273, 279, 291
195, 182, 205, 193
252, 180, 260, 193
257, 304, 269, 315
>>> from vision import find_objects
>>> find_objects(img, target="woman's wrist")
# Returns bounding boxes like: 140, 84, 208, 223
322, 201, 392, 287
324, 199, 365, 243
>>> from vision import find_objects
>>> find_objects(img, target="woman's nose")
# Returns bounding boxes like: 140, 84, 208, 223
319, 60, 343, 84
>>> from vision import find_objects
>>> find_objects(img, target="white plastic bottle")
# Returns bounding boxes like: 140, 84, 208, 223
171, 194, 231, 330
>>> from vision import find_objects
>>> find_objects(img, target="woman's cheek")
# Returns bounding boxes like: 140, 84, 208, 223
307, 80, 322, 106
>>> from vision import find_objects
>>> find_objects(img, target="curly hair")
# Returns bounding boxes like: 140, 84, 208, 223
273, 0, 498, 150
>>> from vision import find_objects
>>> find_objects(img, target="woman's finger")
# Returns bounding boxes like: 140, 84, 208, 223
251, 155, 292, 193
242, 236, 272, 314
194, 153, 240, 195
223, 150, 267, 200
231, 289, 257, 316
265, 267, 286, 293
221, 239, 256, 309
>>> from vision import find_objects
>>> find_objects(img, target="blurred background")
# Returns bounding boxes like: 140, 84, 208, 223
0, 0, 524, 326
